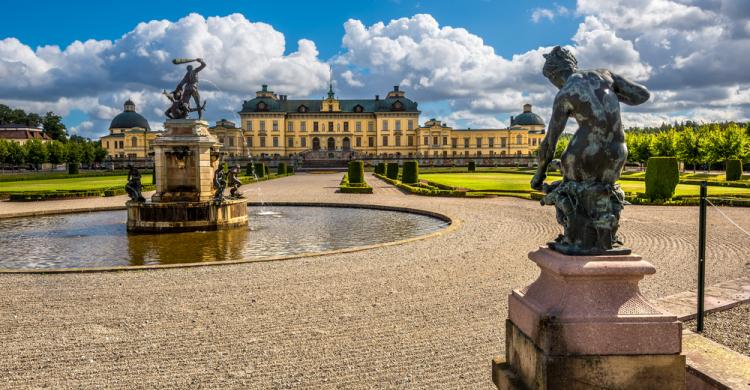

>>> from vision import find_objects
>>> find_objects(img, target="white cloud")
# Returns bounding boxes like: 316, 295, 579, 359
531, 9, 556, 23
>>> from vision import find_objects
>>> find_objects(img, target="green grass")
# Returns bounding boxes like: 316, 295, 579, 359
0, 175, 143, 193
421, 172, 750, 197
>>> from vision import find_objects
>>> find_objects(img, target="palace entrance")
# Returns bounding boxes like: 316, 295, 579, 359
342, 137, 351, 151
312, 137, 320, 151
327, 137, 335, 151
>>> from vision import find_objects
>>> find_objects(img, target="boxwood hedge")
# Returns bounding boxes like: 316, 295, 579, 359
645, 157, 679, 200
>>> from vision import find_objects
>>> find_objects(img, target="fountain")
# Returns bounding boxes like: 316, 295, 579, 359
126, 58, 248, 232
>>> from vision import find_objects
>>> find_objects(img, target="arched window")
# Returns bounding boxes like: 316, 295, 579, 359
516, 135, 522, 145
297, 105, 307, 113
257, 101, 268, 111
353, 104, 364, 113
391, 100, 404, 111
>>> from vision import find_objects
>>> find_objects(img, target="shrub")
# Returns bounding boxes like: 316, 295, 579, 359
339, 173, 372, 194
68, 162, 79, 174
468, 161, 476, 172
264, 165, 269, 177
386, 163, 399, 180
402, 160, 419, 184
246, 163, 253, 176
348, 160, 365, 184
277, 162, 287, 175
726, 159, 743, 181
253, 162, 265, 178
375, 162, 386, 175
645, 157, 679, 200
286, 165, 294, 175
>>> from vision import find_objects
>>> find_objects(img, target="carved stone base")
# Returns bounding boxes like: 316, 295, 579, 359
127, 198, 248, 233
493, 247, 686, 389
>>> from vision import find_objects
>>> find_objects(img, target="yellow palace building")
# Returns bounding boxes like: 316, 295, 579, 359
101, 100, 161, 158
239, 84, 545, 159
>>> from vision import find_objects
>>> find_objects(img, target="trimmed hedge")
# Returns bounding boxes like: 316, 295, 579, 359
645, 157, 679, 200
286, 165, 294, 175
277, 162, 287, 175
264, 165, 269, 177
726, 159, 743, 181
375, 162, 386, 175
246, 163, 254, 176
68, 163, 79, 175
386, 163, 399, 180
253, 162, 266, 178
468, 161, 476, 172
402, 160, 419, 184
8, 184, 156, 201
339, 173, 373, 194
348, 160, 365, 184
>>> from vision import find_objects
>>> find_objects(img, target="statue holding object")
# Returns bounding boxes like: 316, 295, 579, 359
532, 46, 650, 255
164, 58, 207, 120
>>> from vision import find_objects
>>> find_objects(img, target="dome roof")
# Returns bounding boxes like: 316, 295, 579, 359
510, 104, 545, 127
109, 100, 150, 130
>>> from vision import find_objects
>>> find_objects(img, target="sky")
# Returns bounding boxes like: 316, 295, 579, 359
0, 0, 749, 138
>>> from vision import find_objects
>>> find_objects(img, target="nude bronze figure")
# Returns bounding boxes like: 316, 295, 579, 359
532, 46, 650, 255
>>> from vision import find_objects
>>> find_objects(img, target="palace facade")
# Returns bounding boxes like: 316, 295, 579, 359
101, 100, 161, 158
238, 84, 545, 159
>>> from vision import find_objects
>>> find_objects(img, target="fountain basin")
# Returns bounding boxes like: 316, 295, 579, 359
126, 198, 248, 233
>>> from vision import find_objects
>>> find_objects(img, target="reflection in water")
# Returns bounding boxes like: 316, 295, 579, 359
0, 206, 448, 269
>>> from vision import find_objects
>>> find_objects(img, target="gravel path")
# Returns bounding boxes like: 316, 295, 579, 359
1, 172, 749, 389
685, 303, 750, 357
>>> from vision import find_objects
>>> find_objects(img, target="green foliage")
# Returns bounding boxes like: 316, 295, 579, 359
339, 173, 372, 194
375, 162, 386, 175
264, 164, 269, 177
277, 162, 287, 175
386, 162, 399, 180
67, 162, 79, 174
41, 111, 68, 142
80, 142, 95, 166
675, 127, 704, 172
0, 140, 8, 164
347, 160, 365, 184
246, 163, 253, 176
65, 142, 81, 164
286, 165, 294, 175
93, 141, 108, 163
705, 124, 747, 163
726, 159, 743, 181
650, 129, 678, 156
402, 160, 419, 184
468, 161, 476, 171
253, 162, 265, 178
625, 132, 653, 164
5, 141, 26, 166
554, 135, 571, 159
0, 104, 42, 127
645, 157, 680, 200
46, 140, 66, 164
24, 140, 48, 169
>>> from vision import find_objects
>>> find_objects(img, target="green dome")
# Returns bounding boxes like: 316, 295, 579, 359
510, 104, 545, 126
109, 100, 150, 130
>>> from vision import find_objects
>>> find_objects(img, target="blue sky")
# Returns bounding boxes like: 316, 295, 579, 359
1, 0, 748, 138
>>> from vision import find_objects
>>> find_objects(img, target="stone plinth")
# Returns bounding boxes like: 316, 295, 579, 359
493, 247, 686, 389
127, 198, 248, 233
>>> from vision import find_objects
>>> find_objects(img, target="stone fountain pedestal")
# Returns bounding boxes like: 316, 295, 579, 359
127, 119, 248, 233
492, 247, 686, 389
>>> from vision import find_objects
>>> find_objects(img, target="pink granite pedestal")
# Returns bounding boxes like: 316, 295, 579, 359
492, 247, 686, 389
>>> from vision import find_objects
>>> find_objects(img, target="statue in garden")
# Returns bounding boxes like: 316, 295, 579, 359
213, 164, 226, 202
531, 46, 650, 255
164, 58, 207, 119
125, 165, 146, 202
228, 164, 243, 198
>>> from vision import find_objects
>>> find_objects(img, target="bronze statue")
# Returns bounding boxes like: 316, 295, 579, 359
532, 46, 650, 255
125, 165, 146, 202
164, 58, 207, 119
228, 164, 243, 198
213, 164, 226, 202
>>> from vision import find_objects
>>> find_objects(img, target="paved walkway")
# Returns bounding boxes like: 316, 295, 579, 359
1, 172, 749, 389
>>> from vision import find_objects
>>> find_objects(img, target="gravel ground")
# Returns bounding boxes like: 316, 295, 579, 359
1, 172, 749, 389
685, 303, 750, 357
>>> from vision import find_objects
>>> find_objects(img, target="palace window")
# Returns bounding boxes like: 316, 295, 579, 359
395, 136, 401, 146
368, 121, 374, 132
313, 122, 319, 132
382, 135, 389, 146
464, 138, 470, 148
272, 120, 279, 131
300, 122, 306, 132
288, 137, 294, 147
229, 138, 234, 147
355, 122, 361, 132
501, 137, 507, 147
328, 122, 334, 132
356, 137, 362, 147
247, 121, 253, 131
219, 136, 225, 144
105, 141, 109, 148
300, 137, 307, 147
489, 137, 495, 148
532, 138, 538, 146
407, 135, 414, 146
354, 104, 364, 113
443, 136, 448, 145
407, 120, 414, 130
423, 136, 429, 146
260, 120, 266, 132
453, 151, 457, 156
368, 136, 375, 147
272, 137, 279, 147
260, 137, 266, 147
476, 137, 482, 148
288, 122, 293, 132
452, 138, 458, 148
433, 136, 439, 146
247, 138, 253, 147
442, 151, 448, 157
516, 135, 522, 145
382, 120, 388, 131
395, 120, 401, 131
119, 141, 124, 149
343, 122, 349, 132
131, 137, 138, 147
477, 151, 482, 157
297, 105, 308, 113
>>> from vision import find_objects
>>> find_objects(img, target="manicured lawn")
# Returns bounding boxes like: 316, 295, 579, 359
421, 172, 750, 197
0, 175, 139, 192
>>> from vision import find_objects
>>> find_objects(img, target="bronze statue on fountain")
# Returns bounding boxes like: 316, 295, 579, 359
164, 58, 207, 120
531, 46, 650, 255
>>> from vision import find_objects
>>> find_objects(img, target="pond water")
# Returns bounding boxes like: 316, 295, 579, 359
0, 206, 449, 270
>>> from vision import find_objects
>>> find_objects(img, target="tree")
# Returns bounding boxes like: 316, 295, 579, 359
42, 112, 68, 142
651, 129, 678, 157
24, 140, 48, 169
5, 141, 26, 166
705, 124, 747, 164
626, 132, 653, 167
553, 135, 571, 159
80, 141, 95, 167
675, 127, 705, 173
93, 141, 108, 163
0, 104, 42, 126
46, 140, 66, 165
0, 140, 9, 167
65, 141, 82, 164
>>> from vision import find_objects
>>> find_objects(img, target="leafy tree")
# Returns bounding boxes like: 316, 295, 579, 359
675, 127, 705, 173
705, 124, 747, 164
80, 141, 95, 166
651, 129, 678, 157
0, 140, 9, 167
553, 135, 571, 159
93, 141, 108, 163
5, 141, 26, 166
65, 141, 82, 164
42, 112, 68, 142
626, 132, 653, 166
46, 140, 66, 165
24, 140, 48, 169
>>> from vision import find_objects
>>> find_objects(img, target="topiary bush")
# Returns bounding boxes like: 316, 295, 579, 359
386, 162, 399, 180
402, 160, 419, 184
253, 162, 265, 178
468, 161, 476, 172
375, 162, 386, 175
645, 157, 679, 200
726, 159, 743, 181
264, 164, 269, 177
246, 163, 254, 176
68, 162, 79, 175
348, 160, 365, 184
286, 165, 294, 175
277, 162, 287, 175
